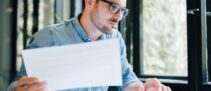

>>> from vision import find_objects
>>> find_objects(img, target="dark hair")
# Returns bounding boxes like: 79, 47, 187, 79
96, 0, 100, 3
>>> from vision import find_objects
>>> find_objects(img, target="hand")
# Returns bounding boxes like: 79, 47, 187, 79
144, 78, 171, 91
124, 78, 171, 91
124, 82, 144, 91
14, 76, 47, 91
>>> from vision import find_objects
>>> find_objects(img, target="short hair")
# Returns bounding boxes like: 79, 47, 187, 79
96, 0, 100, 3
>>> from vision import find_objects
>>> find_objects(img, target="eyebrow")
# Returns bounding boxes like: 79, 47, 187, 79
107, 0, 126, 8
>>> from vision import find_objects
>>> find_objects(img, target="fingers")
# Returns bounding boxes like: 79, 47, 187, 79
124, 82, 145, 91
144, 78, 162, 87
18, 76, 39, 86
161, 85, 167, 91
15, 76, 47, 91
167, 86, 171, 91
161, 85, 171, 91
26, 81, 47, 91
144, 78, 172, 91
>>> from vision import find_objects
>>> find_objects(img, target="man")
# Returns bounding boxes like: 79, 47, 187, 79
8, 0, 171, 91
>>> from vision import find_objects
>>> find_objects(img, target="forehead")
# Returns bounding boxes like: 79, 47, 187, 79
107, 0, 127, 7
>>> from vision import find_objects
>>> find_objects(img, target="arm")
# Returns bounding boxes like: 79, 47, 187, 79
7, 29, 54, 91
116, 32, 142, 91
116, 32, 171, 91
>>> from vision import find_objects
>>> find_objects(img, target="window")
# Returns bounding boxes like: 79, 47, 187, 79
142, 0, 187, 76
16, 0, 55, 71
125, 0, 211, 91
16, 0, 83, 71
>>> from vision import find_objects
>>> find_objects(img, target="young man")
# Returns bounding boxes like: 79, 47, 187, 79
8, 0, 171, 91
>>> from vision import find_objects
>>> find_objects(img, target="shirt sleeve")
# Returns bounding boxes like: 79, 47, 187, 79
116, 31, 143, 91
7, 28, 54, 91
7, 81, 17, 91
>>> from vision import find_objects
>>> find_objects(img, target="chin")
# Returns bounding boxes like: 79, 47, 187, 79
101, 29, 114, 34
100, 26, 115, 34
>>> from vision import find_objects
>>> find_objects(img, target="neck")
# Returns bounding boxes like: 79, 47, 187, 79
79, 13, 102, 41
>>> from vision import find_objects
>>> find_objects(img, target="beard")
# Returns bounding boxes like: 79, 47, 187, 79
99, 26, 115, 34
99, 18, 119, 34
90, 9, 119, 34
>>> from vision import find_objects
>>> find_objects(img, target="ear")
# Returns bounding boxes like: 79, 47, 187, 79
84, 0, 96, 9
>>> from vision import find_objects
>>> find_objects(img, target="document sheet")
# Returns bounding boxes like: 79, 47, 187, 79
22, 39, 122, 91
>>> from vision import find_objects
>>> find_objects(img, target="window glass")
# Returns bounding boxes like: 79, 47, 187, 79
142, 0, 187, 76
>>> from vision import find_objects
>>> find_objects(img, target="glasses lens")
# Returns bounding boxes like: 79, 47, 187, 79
123, 9, 129, 17
110, 4, 120, 14
106, 1, 129, 18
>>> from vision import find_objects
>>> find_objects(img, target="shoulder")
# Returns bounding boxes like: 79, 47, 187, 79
111, 29, 122, 38
40, 18, 76, 35
111, 30, 124, 43
110, 30, 126, 50
27, 18, 76, 48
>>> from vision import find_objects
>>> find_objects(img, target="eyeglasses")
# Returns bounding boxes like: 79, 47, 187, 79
100, 0, 129, 18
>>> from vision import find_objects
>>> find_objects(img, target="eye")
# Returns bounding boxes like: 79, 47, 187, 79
110, 4, 119, 13
120, 9, 125, 13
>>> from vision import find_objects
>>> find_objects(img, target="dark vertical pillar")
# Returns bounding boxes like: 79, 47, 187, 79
23, 0, 28, 48
132, 0, 141, 77
0, 0, 17, 90
10, 0, 18, 82
207, 0, 211, 81
32, 0, 40, 34
70, 0, 76, 18
187, 0, 202, 91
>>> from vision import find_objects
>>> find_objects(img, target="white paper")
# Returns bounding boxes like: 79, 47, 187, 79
22, 39, 122, 91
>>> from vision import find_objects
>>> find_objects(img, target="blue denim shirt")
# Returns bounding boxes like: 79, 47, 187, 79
8, 15, 140, 91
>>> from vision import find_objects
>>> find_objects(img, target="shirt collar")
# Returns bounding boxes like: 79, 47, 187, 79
71, 14, 92, 42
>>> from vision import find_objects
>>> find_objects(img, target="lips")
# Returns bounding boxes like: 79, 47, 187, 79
109, 20, 118, 27
107, 18, 119, 29
108, 21, 118, 28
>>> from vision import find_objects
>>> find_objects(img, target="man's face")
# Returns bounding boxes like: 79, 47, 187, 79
90, 0, 127, 34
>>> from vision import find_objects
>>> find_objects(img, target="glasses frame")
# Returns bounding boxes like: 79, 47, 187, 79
100, 0, 129, 18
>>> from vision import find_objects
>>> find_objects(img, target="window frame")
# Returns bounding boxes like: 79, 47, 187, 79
207, 0, 211, 82
124, 0, 211, 91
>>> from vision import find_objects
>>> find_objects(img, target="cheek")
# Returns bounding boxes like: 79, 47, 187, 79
98, 9, 112, 21
96, 14, 108, 26
91, 10, 102, 24
93, 7, 113, 27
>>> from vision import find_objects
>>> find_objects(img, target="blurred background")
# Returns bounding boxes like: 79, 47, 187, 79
0, 0, 211, 91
